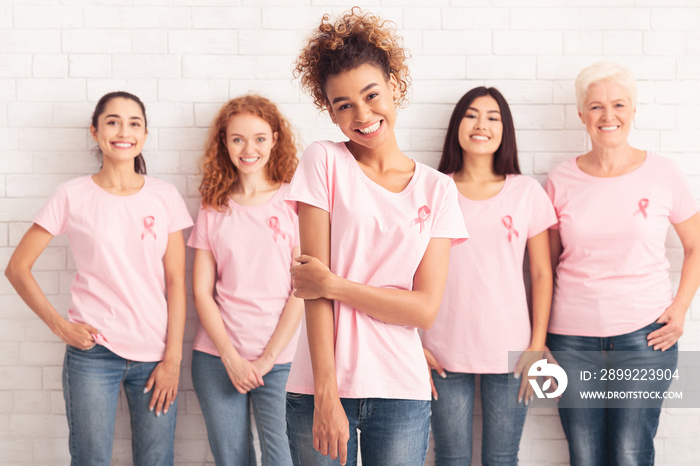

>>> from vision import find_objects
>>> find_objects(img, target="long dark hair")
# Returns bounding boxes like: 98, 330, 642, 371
437, 86, 519, 176
91, 91, 148, 175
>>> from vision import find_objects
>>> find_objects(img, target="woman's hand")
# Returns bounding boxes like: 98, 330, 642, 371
514, 346, 544, 405
251, 354, 275, 379
145, 358, 180, 416
55, 320, 100, 350
648, 304, 686, 351
423, 347, 445, 400
291, 254, 335, 300
222, 353, 264, 394
313, 394, 350, 465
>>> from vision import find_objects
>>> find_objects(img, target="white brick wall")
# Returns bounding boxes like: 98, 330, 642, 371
1, 1, 699, 465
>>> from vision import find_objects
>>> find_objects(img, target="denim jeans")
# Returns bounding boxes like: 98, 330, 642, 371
191, 350, 293, 466
62, 344, 177, 466
286, 393, 430, 466
547, 322, 678, 466
430, 372, 527, 465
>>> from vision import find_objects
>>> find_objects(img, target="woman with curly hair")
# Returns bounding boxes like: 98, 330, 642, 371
188, 94, 303, 466
285, 8, 468, 466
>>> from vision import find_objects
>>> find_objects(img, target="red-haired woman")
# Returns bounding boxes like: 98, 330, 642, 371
189, 95, 303, 466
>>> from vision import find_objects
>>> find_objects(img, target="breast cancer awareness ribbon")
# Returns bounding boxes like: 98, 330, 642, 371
141, 216, 156, 240
269, 216, 287, 242
634, 198, 649, 219
411, 205, 431, 233
502, 215, 519, 242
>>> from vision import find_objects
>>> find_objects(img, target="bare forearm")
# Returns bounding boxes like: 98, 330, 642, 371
527, 230, 553, 350
194, 293, 241, 360
6, 261, 67, 335
672, 248, 700, 313
163, 279, 186, 364
529, 273, 552, 350
669, 214, 700, 314
260, 293, 303, 364
306, 297, 339, 395
325, 276, 440, 329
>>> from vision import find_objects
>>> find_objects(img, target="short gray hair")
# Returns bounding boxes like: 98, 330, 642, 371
575, 61, 636, 113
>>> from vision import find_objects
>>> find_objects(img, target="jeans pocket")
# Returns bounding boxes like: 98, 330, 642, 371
67, 343, 97, 353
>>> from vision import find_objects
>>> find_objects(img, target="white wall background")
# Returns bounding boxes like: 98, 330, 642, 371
1, 0, 700, 464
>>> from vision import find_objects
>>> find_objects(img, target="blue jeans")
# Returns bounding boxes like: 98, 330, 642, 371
547, 322, 678, 466
62, 344, 177, 466
430, 372, 528, 465
191, 350, 293, 466
286, 393, 430, 466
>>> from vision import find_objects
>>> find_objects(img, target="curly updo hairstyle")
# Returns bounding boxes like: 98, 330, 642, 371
294, 6, 411, 111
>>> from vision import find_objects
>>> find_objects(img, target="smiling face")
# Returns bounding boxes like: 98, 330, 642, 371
224, 112, 277, 177
579, 78, 635, 150
90, 97, 147, 167
457, 95, 503, 159
324, 63, 400, 152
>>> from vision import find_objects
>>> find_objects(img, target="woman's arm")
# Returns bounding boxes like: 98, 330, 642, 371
192, 248, 264, 393
145, 230, 187, 416
515, 229, 553, 403
297, 202, 349, 466
5, 224, 99, 348
549, 228, 562, 274
527, 230, 553, 352
251, 246, 304, 377
292, 237, 452, 329
648, 212, 700, 350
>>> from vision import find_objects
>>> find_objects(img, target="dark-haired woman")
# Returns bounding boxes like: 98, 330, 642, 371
285, 8, 468, 466
422, 87, 556, 465
5, 92, 192, 466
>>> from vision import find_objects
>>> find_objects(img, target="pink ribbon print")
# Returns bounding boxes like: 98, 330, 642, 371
634, 198, 649, 219
268, 216, 287, 242
141, 216, 156, 240
411, 205, 431, 233
502, 215, 519, 242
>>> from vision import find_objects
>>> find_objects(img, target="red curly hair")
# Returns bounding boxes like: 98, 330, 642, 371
199, 95, 298, 211
294, 6, 411, 111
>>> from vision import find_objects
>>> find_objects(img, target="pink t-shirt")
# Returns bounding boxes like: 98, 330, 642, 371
33, 175, 194, 361
187, 184, 300, 364
284, 141, 469, 400
545, 152, 698, 337
423, 174, 557, 373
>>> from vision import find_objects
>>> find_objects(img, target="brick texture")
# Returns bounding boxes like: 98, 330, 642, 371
1, 2, 699, 465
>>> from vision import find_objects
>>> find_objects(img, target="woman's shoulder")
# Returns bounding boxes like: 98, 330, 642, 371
643, 151, 691, 183
508, 173, 547, 192
303, 140, 347, 157
143, 176, 186, 197
58, 175, 92, 192
416, 162, 454, 188
297, 140, 352, 171
548, 156, 578, 176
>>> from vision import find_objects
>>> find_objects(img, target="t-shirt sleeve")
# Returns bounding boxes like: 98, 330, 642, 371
544, 174, 560, 230
431, 179, 469, 246
33, 184, 69, 237
527, 180, 558, 238
285, 142, 331, 214
187, 204, 212, 251
167, 186, 194, 233
667, 160, 699, 224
